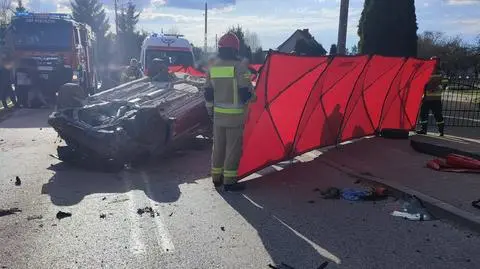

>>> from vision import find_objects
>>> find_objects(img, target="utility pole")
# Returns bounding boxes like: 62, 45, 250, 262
204, 1, 208, 54
337, 0, 349, 55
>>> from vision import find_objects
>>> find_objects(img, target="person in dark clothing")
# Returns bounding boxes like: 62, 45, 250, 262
147, 58, 174, 82
0, 60, 18, 109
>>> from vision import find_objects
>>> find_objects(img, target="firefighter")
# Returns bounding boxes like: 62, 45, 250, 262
204, 33, 254, 191
417, 57, 445, 136
121, 58, 143, 83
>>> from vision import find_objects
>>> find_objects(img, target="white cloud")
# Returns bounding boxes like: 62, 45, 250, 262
445, 0, 480, 5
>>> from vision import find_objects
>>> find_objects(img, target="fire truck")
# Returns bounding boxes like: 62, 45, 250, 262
5, 12, 97, 96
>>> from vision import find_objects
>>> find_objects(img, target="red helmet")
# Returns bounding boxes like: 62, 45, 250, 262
218, 33, 240, 51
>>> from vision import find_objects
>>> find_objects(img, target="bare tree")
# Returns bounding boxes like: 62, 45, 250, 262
165, 26, 181, 35
244, 30, 261, 51
0, 0, 12, 25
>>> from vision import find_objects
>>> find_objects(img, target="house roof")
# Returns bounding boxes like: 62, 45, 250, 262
277, 29, 327, 55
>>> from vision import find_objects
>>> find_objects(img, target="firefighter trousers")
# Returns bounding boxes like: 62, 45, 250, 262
211, 125, 244, 185
419, 99, 444, 132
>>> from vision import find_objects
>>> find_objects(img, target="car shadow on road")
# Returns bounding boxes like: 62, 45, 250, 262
0, 108, 52, 128
219, 160, 351, 269
41, 147, 211, 206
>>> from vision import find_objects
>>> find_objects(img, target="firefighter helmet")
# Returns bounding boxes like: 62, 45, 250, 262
218, 33, 240, 51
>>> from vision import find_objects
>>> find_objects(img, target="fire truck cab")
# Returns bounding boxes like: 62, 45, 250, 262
5, 12, 97, 96
140, 33, 196, 75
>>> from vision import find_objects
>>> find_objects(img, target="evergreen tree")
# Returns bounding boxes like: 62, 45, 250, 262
358, 0, 418, 57
16, 0, 26, 13
71, 0, 109, 36
329, 44, 337, 55
117, 1, 141, 63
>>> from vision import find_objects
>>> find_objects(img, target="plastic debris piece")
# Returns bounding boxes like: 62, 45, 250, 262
15, 176, 21, 186
390, 196, 432, 221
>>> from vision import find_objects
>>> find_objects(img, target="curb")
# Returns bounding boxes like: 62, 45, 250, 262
319, 158, 480, 234
410, 135, 480, 160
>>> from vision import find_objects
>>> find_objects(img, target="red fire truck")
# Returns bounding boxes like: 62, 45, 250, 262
5, 12, 97, 96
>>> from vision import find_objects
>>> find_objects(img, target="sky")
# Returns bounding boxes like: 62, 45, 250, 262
19, 0, 480, 50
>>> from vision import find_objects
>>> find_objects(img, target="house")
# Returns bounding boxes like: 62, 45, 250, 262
277, 29, 327, 55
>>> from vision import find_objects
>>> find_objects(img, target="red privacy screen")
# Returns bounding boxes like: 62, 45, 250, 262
238, 52, 437, 178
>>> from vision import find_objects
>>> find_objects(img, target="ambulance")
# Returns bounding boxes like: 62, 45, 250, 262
140, 33, 196, 75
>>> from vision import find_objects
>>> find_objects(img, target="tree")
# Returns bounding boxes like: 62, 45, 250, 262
71, 0, 109, 36
418, 31, 479, 75
358, 0, 418, 57
0, 0, 11, 25
349, 44, 359, 55
117, 1, 141, 63
165, 26, 180, 35
15, 0, 25, 13
227, 25, 253, 60
71, 0, 111, 79
252, 47, 265, 64
245, 30, 261, 51
329, 44, 337, 55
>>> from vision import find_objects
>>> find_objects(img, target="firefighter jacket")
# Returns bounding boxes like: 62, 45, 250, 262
204, 59, 253, 127
424, 75, 447, 101
121, 66, 143, 83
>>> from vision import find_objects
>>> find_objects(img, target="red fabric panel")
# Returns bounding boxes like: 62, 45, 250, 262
266, 55, 327, 102
168, 65, 206, 77
238, 52, 437, 178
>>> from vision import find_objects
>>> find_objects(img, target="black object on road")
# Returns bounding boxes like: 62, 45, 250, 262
0, 208, 22, 217
317, 261, 329, 269
472, 199, 480, 210
137, 207, 155, 218
56, 211, 72, 220
100, 213, 107, 219
15, 176, 21, 186
320, 187, 340, 199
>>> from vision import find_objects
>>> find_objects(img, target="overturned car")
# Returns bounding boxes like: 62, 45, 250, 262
48, 73, 211, 171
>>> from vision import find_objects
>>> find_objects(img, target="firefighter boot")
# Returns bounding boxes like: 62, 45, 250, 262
416, 123, 428, 135
438, 122, 445, 137
223, 181, 246, 192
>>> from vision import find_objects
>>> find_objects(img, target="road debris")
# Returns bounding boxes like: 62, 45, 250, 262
168, 212, 173, 217
56, 211, 72, 220
317, 261, 329, 269
320, 187, 341, 199
307, 200, 315, 204
0, 208, 22, 217
15, 176, 21, 186
390, 196, 432, 221
472, 199, 480, 210
137, 207, 155, 217
102, 197, 107, 201
220, 226, 225, 231
27, 215, 43, 221
100, 213, 107, 219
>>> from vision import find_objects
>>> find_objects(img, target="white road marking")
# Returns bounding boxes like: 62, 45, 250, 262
273, 215, 342, 265
140, 171, 175, 252
122, 172, 146, 255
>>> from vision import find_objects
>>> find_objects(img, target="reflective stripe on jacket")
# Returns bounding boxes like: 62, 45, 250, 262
206, 59, 252, 127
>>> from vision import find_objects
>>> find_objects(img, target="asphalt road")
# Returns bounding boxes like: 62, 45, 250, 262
1, 109, 480, 269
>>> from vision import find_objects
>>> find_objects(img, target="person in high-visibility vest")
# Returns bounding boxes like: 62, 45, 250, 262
204, 33, 253, 191
417, 57, 445, 136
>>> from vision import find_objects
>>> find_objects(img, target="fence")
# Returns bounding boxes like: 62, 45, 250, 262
428, 75, 480, 127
